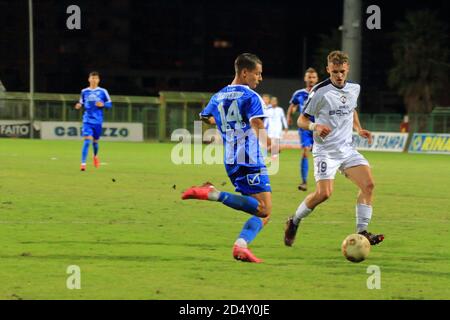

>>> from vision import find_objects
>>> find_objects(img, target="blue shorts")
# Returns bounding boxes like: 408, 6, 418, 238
82, 123, 103, 140
298, 128, 313, 148
228, 166, 271, 196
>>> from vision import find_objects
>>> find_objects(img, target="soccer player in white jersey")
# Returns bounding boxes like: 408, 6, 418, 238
265, 97, 288, 157
284, 51, 384, 247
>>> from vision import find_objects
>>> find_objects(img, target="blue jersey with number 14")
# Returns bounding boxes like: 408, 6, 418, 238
200, 85, 267, 176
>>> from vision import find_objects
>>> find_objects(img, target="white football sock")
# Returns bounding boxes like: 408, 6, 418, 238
234, 238, 248, 248
293, 201, 313, 225
207, 189, 220, 201
356, 203, 372, 232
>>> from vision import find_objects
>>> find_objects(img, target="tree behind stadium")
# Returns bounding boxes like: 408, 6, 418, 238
388, 11, 449, 115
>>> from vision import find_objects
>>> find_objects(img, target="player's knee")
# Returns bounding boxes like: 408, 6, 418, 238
363, 181, 375, 195
256, 202, 270, 218
316, 189, 332, 202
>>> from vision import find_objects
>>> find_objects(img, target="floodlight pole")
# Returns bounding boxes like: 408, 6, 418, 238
341, 0, 362, 84
29, 0, 35, 139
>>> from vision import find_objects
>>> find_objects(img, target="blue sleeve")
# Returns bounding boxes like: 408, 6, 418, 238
200, 98, 216, 119
289, 92, 300, 105
103, 89, 112, 109
79, 91, 84, 105
246, 94, 266, 121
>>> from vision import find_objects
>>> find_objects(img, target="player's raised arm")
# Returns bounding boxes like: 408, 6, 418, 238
353, 110, 372, 144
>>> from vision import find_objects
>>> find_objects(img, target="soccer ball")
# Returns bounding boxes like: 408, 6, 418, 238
341, 234, 371, 263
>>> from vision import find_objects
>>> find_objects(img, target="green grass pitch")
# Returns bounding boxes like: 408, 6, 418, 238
0, 139, 449, 300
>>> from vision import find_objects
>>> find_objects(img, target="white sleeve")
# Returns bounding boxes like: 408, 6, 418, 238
303, 91, 321, 117
280, 108, 288, 129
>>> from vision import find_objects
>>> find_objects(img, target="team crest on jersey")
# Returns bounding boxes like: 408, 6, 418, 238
87, 93, 98, 101
340, 95, 347, 104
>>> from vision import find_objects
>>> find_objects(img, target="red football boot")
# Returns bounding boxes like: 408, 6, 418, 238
232, 245, 263, 263
181, 182, 215, 200
80, 164, 86, 171
93, 156, 100, 168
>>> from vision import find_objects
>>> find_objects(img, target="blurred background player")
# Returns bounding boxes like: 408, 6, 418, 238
287, 68, 319, 191
265, 96, 288, 158
262, 94, 272, 110
261, 93, 272, 130
400, 115, 409, 133
284, 51, 384, 248
182, 53, 272, 263
74, 71, 112, 171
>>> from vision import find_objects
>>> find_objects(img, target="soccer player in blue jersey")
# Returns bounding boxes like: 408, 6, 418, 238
74, 71, 112, 171
287, 68, 319, 191
182, 53, 272, 263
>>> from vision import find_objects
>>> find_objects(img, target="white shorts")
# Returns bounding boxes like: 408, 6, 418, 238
313, 149, 369, 181
268, 131, 283, 139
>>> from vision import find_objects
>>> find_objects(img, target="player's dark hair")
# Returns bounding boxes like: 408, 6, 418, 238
89, 71, 100, 77
305, 67, 318, 74
234, 53, 262, 74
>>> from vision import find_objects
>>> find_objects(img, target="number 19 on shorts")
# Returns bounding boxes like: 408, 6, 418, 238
317, 161, 327, 174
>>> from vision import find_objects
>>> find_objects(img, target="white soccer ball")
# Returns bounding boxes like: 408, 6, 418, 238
341, 234, 371, 263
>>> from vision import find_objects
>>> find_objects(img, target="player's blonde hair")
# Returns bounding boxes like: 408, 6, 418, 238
327, 51, 350, 65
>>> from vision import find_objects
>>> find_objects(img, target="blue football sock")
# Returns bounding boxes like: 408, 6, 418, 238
238, 216, 264, 244
81, 139, 91, 164
301, 157, 309, 184
218, 192, 259, 215
93, 142, 99, 156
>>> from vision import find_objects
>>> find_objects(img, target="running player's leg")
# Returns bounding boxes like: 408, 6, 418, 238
182, 168, 271, 262
298, 146, 311, 191
235, 191, 271, 247
295, 179, 334, 224
232, 191, 271, 263
298, 129, 313, 191
93, 139, 99, 157
286, 156, 339, 246
92, 124, 102, 168
81, 123, 93, 171
344, 163, 384, 245
285, 179, 334, 246
182, 169, 270, 219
